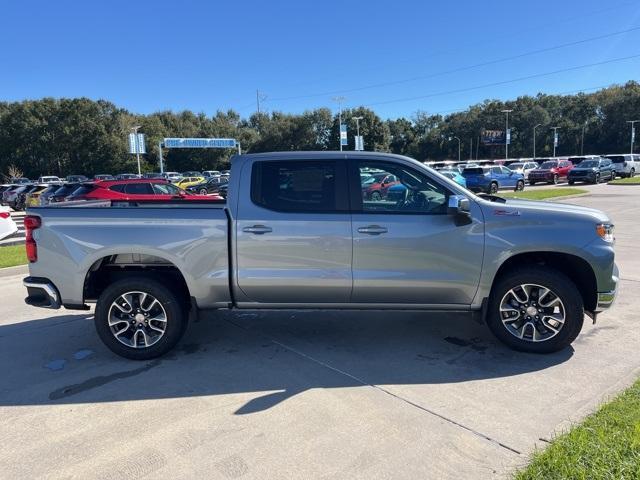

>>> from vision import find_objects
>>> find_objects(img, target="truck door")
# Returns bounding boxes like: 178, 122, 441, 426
349, 159, 484, 305
235, 158, 353, 305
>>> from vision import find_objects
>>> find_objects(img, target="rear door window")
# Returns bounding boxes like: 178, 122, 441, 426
251, 160, 347, 212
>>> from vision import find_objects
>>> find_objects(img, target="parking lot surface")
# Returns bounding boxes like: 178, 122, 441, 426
1, 183, 639, 479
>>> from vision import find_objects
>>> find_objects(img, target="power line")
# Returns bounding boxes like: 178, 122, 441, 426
424, 85, 612, 117
260, 0, 638, 96
267, 26, 640, 102
364, 53, 640, 107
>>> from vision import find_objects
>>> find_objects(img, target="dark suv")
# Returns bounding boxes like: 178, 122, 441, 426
568, 158, 615, 184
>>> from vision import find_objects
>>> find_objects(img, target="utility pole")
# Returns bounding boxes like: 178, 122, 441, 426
627, 120, 639, 154
533, 123, 542, 158
256, 89, 267, 114
550, 126, 560, 157
502, 109, 513, 160
452, 136, 461, 161
580, 121, 588, 155
332, 96, 346, 151
469, 138, 473, 160
131, 125, 142, 176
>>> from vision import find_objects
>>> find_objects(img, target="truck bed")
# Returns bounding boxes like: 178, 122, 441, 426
27, 204, 231, 308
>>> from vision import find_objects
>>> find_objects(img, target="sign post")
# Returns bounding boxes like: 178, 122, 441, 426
550, 126, 560, 157
340, 125, 348, 148
160, 138, 240, 172
128, 131, 146, 176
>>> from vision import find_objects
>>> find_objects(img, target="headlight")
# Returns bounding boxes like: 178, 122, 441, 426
596, 223, 614, 242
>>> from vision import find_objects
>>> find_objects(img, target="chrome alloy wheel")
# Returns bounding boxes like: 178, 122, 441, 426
108, 291, 167, 348
499, 284, 566, 342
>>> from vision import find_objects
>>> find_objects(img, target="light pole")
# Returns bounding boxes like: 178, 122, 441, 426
550, 126, 560, 157
451, 136, 461, 161
352, 116, 363, 151
131, 125, 142, 176
533, 123, 542, 158
627, 120, 639, 154
502, 109, 513, 160
580, 121, 589, 155
332, 96, 346, 151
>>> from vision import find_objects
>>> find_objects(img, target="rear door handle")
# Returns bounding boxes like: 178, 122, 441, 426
242, 225, 273, 234
357, 225, 388, 235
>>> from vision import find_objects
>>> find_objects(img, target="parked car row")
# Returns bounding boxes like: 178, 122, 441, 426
1, 178, 224, 211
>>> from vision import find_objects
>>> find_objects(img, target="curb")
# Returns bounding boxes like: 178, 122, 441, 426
606, 183, 640, 186
0, 264, 28, 278
549, 192, 592, 201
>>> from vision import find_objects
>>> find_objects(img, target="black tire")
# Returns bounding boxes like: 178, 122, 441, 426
95, 277, 188, 360
529, 180, 536, 186
514, 180, 524, 191
631, 168, 636, 178
199, 188, 208, 195
568, 180, 574, 185
486, 266, 584, 354
594, 173, 600, 184
552, 174, 559, 185
489, 182, 498, 194
370, 191, 381, 201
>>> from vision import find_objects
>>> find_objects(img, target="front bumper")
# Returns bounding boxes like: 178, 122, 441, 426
529, 173, 553, 182
569, 173, 596, 182
595, 263, 619, 313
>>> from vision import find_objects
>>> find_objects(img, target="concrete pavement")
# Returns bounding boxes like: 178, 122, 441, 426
1, 183, 639, 479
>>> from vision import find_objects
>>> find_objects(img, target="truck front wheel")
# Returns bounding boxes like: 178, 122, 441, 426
95, 277, 187, 360
486, 266, 584, 353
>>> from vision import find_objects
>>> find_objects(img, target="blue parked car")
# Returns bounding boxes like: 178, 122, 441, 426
439, 170, 467, 188
461, 166, 525, 194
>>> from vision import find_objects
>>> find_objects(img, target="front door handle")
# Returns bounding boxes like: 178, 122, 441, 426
243, 225, 273, 235
357, 225, 388, 235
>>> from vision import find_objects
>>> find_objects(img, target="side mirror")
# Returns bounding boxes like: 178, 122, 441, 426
448, 195, 470, 217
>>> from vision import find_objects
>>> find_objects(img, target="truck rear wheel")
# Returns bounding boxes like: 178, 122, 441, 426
95, 277, 187, 360
486, 266, 584, 353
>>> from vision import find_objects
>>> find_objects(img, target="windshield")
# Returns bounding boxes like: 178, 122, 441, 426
580, 160, 600, 168
509, 163, 524, 169
539, 161, 558, 169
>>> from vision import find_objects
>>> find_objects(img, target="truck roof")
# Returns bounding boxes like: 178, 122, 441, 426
234, 150, 418, 162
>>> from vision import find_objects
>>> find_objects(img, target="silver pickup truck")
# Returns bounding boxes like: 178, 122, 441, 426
23, 152, 618, 359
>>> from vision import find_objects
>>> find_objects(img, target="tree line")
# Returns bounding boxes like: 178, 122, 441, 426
1, 81, 639, 178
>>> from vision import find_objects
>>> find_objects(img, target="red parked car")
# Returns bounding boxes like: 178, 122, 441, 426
361, 172, 400, 200
527, 159, 574, 185
69, 179, 223, 202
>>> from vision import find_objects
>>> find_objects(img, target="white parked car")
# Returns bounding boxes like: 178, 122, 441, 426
604, 154, 636, 178
164, 172, 182, 183
0, 206, 18, 240
37, 176, 61, 183
508, 161, 539, 180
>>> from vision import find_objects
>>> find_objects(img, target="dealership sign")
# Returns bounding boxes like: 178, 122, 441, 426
481, 130, 506, 145
163, 138, 237, 149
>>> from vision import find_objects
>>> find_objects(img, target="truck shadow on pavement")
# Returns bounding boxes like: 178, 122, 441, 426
0, 309, 573, 413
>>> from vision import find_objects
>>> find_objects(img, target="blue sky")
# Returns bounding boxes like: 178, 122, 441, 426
1, 0, 639, 119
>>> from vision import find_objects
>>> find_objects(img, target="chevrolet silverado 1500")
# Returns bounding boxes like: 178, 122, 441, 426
23, 152, 618, 359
